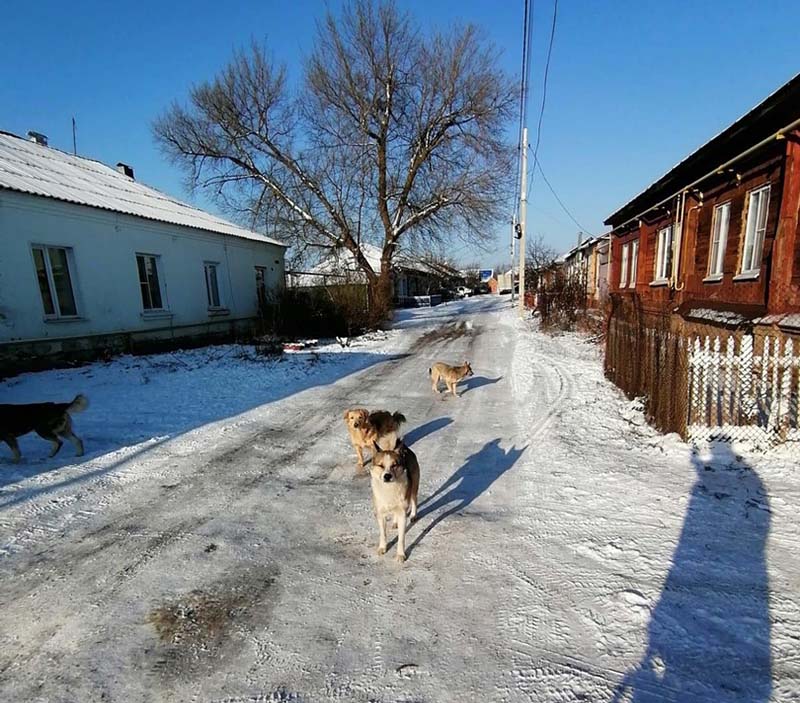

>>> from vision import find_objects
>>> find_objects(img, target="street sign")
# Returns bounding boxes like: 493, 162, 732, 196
479, 269, 493, 282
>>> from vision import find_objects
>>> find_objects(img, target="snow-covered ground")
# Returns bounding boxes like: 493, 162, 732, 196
0, 296, 798, 702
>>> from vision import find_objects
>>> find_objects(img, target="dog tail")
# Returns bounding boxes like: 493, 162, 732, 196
392, 412, 407, 426
68, 394, 89, 413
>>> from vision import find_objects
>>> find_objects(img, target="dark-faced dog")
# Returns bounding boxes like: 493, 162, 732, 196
370, 439, 420, 563
0, 394, 88, 462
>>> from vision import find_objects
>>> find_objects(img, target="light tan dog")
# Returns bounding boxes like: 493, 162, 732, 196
429, 361, 474, 397
370, 440, 420, 563
343, 409, 407, 469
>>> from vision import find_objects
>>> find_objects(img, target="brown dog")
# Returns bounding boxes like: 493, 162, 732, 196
429, 361, 474, 397
370, 439, 420, 562
343, 409, 406, 470
0, 394, 88, 462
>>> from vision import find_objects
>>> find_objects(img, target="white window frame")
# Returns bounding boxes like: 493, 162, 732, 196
707, 201, 731, 279
653, 225, 674, 283
739, 184, 770, 276
31, 245, 79, 319
629, 239, 638, 288
136, 253, 167, 312
619, 243, 629, 288
204, 261, 224, 309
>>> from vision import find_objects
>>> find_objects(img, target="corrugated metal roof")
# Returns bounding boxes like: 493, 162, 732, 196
0, 131, 286, 247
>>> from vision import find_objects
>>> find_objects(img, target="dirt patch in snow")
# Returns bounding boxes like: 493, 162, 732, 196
146, 566, 279, 676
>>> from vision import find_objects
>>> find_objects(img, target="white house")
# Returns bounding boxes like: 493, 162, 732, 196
289, 243, 462, 303
0, 131, 286, 373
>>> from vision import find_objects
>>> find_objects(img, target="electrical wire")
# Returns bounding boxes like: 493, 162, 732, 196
528, 0, 557, 200
529, 147, 591, 234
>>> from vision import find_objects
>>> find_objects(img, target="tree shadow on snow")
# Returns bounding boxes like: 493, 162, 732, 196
0, 350, 407, 503
404, 438, 525, 556
459, 375, 502, 395
611, 442, 771, 702
403, 417, 453, 447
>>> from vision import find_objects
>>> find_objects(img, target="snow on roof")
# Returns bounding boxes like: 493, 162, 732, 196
0, 131, 286, 247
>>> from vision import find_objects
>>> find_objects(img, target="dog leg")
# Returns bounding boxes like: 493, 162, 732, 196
60, 429, 84, 457
376, 512, 388, 555
356, 445, 365, 470
409, 494, 418, 522
36, 429, 63, 458
395, 511, 407, 562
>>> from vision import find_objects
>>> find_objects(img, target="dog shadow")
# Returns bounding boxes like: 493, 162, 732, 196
403, 417, 453, 447
610, 442, 771, 702
459, 376, 502, 395
401, 438, 525, 556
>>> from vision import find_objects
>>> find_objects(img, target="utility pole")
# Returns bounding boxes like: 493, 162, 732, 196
518, 127, 528, 316
510, 214, 516, 305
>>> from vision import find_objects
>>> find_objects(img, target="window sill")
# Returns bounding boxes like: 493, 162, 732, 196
141, 310, 173, 321
207, 307, 230, 317
703, 274, 723, 284
649, 279, 669, 288
43, 316, 85, 324
733, 272, 759, 282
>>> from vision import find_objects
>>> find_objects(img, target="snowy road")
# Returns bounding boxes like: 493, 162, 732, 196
1, 297, 798, 702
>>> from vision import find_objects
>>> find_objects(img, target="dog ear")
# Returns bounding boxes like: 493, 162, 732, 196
343, 409, 350, 420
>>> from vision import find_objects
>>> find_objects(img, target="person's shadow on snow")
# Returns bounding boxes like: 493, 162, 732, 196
404, 438, 525, 555
611, 442, 771, 702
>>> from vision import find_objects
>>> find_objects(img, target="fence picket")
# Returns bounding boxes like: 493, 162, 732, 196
725, 336, 735, 427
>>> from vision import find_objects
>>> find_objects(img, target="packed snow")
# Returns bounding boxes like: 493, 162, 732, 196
0, 296, 798, 702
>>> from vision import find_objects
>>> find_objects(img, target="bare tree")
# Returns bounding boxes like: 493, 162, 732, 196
153, 1, 516, 320
526, 234, 558, 271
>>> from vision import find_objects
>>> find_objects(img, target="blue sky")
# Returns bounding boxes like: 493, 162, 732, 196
2, 0, 798, 267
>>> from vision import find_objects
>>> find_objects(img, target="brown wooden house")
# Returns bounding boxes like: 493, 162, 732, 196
603, 73, 800, 445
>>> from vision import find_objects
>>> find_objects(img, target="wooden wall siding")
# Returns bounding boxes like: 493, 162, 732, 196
770, 133, 800, 312
682, 152, 783, 308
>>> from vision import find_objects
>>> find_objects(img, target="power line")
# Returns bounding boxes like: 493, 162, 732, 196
528, 0, 557, 200
529, 147, 591, 234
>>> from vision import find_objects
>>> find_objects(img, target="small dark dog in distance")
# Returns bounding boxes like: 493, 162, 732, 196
0, 394, 89, 463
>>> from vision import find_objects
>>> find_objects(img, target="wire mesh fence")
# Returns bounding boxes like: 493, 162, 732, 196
605, 313, 800, 447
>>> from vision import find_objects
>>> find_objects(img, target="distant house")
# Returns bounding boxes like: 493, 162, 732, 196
290, 243, 462, 305
603, 73, 800, 443
547, 234, 611, 308
0, 131, 286, 374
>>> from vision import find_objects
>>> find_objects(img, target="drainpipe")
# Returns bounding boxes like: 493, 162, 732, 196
671, 191, 686, 291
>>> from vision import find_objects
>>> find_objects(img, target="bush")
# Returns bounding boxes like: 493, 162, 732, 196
259, 285, 371, 339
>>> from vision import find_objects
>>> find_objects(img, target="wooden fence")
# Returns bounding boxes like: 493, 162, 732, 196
606, 317, 799, 447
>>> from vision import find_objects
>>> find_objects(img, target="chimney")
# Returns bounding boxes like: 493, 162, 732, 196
27, 131, 48, 146
576, 231, 584, 247
116, 162, 134, 179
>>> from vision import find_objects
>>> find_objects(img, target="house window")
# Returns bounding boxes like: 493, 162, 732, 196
740, 184, 770, 275
32, 245, 78, 318
654, 225, 674, 282
204, 262, 222, 308
136, 254, 164, 311
708, 201, 731, 277
629, 240, 638, 288
620, 243, 629, 287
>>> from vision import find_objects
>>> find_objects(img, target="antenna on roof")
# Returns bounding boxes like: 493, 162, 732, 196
72, 116, 77, 155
